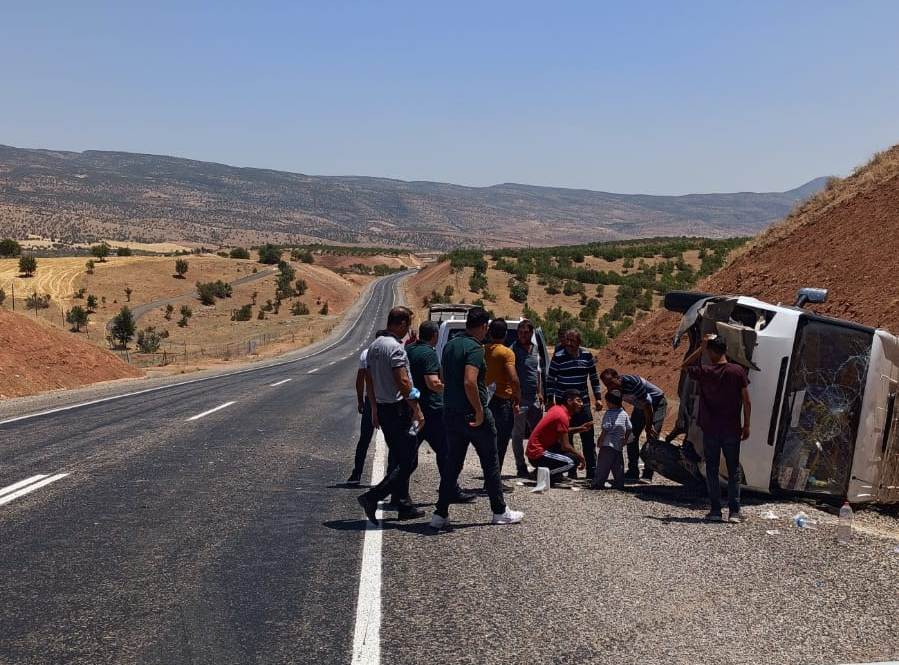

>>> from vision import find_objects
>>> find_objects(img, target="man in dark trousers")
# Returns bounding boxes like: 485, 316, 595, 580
681, 334, 752, 523
430, 307, 524, 530
406, 320, 474, 503
510, 318, 544, 478
357, 307, 426, 523
347, 331, 389, 483
547, 329, 602, 479
484, 318, 521, 491
599, 368, 667, 481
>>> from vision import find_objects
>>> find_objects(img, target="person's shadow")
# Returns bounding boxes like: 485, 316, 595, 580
323, 518, 484, 534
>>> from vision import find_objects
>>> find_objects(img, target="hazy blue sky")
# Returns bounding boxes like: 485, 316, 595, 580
2, 1, 898, 194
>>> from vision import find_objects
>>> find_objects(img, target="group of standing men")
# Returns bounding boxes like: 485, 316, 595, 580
350, 305, 752, 527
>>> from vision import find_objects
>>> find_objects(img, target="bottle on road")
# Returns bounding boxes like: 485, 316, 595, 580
838, 501, 853, 544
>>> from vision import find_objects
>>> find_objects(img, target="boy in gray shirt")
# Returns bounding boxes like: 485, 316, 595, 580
593, 390, 631, 490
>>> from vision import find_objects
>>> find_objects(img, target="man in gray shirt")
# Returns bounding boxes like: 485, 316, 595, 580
509, 319, 544, 478
357, 307, 426, 523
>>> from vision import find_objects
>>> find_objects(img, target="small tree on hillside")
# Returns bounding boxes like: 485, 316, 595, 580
124, 287, 133, 302
164, 303, 174, 320
110, 306, 136, 348
258, 244, 282, 265
0, 238, 21, 257
295, 279, 307, 296
229, 247, 250, 259
85, 259, 95, 274
291, 301, 309, 315
116, 246, 133, 257
66, 305, 89, 332
90, 243, 111, 262
319, 301, 329, 315
174, 258, 189, 278
136, 326, 164, 353
18, 255, 37, 277
86, 294, 98, 312
251, 290, 258, 305
178, 304, 193, 327
196, 281, 217, 305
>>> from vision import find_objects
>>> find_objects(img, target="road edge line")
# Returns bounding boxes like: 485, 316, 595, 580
351, 429, 386, 665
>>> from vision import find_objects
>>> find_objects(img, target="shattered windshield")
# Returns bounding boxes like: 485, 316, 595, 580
773, 319, 872, 496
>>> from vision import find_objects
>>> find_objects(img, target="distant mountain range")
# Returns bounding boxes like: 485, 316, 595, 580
0, 144, 826, 250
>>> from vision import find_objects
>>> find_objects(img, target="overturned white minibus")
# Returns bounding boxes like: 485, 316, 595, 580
658, 289, 899, 505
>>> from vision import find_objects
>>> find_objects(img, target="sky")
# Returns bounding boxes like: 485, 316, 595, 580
2, 1, 898, 194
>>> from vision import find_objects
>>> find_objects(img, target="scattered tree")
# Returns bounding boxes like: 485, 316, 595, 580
116, 246, 133, 257
18, 255, 37, 276
26, 292, 51, 311
257, 309, 265, 320
291, 301, 310, 315
0, 238, 22, 257
229, 247, 250, 259
136, 326, 164, 353
110, 306, 136, 348
66, 306, 89, 332
231, 304, 253, 321
442, 285, 455, 301
319, 301, 330, 315
174, 258, 189, 278
251, 291, 258, 305
164, 303, 174, 320
258, 244, 282, 264
177, 305, 193, 327
124, 287, 133, 302
86, 294, 98, 312
295, 279, 308, 296
85, 259, 95, 274
291, 248, 314, 263
90, 243, 111, 262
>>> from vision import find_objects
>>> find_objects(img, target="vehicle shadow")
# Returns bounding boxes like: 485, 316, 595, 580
631, 483, 785, 510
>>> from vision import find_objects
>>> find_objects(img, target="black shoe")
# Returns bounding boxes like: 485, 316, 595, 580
567, 471, 578, 480
641, 472, 654, 481
397, 506, 426, 520
450, 491, 476, 504
347, 471, 362, 484
516, 467, 530, 479
624, 470, 639, 480
357, 494, 379, 524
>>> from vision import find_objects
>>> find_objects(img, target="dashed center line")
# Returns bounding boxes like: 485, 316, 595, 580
307, 368, 320, 374
0, 473, 69, 506
186, 401, 236, 421
270, 378, 292, 387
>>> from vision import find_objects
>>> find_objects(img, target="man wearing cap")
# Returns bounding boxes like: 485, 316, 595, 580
509, 318, 544, 478
680, 333, 752, 523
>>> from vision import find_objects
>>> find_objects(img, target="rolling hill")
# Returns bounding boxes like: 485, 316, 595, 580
0, 144, 825, 250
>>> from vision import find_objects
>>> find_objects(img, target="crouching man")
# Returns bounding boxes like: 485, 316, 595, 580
526, 389, 588, 482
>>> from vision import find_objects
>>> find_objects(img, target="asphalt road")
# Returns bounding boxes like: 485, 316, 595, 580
0, 271, 403, 665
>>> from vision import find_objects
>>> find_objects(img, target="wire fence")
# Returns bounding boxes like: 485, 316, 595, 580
113, 332, 284, 367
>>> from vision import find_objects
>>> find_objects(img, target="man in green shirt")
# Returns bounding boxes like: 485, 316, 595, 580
406, 321, 473, 503
431, 308, 524, 530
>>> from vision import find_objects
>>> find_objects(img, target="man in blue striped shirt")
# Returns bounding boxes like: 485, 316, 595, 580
600, 368, 668, 481
547, 329, 602, 478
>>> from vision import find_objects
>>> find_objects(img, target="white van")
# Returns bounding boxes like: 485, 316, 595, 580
661, 289, 899, 505
436, 315, 550, 385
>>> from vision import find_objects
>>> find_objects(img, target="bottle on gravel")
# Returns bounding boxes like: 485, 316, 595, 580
838, 502, 853, 544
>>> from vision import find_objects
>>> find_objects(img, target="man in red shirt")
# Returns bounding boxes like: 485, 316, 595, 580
527, 389, 588, 482
681, 334, 752, 523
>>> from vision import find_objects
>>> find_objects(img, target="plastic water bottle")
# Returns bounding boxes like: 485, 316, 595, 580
838, 502, 853, 544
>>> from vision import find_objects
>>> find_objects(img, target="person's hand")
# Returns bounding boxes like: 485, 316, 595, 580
469, 408, 484, 428
536, 394, 544, 408
357, 401, 364, 415
513, 402, 521, 416
702, 333, 716, 345
741, 424, 750, 441
646, 425, 659, 440
371, 411, 380, 429
577, 454, 586, 471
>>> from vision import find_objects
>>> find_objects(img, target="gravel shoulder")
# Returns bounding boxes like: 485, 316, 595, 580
380, 447, 899, 665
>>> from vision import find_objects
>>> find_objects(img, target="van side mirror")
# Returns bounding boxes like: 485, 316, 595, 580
794, 288, 828, 308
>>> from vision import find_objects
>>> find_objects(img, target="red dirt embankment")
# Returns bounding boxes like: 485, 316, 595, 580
598, 144, 899, 400
0, 309, 142, 399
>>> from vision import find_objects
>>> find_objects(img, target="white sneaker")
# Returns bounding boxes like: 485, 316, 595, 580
429, 513, 450, 530
491, 508, 524, 525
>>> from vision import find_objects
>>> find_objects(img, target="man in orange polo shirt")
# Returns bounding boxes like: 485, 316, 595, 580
527, 389, 587, 482
485, 318, 521, 493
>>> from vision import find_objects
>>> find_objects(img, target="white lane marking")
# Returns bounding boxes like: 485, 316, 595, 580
327, 360, 338, 366
0, 475, 48, 498
0, 473, 69, 506
186, 401, 236, 421
0, 273, 405, 427
307, 368, 320, 374
351, 430, 386, 665
270, 379, 293, 387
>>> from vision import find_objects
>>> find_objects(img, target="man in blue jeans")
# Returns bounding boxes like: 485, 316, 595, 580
681, 334, 752, 523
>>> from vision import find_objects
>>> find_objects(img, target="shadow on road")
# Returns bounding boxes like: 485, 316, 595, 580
323, 518, 487, 534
